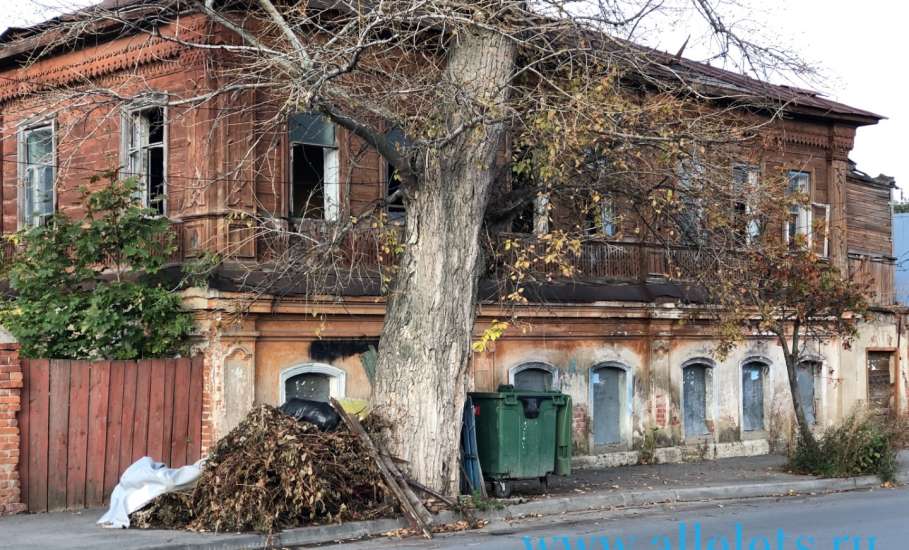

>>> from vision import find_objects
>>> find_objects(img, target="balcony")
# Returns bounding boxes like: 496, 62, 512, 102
492, 234, 701, 284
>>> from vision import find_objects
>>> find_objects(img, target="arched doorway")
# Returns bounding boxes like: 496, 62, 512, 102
590, 364, 629, 447
683, 362, 711, 438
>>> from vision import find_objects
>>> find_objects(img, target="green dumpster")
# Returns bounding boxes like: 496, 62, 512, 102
469, 385, 572, 497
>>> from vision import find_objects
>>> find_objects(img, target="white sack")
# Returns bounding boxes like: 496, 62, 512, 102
97, 456, 203, 529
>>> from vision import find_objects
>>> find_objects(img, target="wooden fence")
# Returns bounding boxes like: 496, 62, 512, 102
18, 358, 204, 512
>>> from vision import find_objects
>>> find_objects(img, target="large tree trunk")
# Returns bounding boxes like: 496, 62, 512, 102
372, 28, 515, 494
783, 348, 818, 450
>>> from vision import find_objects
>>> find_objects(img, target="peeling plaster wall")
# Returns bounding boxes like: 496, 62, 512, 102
190, 291, 909, 461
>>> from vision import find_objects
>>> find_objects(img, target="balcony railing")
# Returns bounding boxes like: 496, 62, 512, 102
492, 234, 701, 284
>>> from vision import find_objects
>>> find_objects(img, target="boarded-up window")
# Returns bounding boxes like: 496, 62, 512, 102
285, 372, 331, 402
683, 364, 709, 437
797, 362, 818, 425
811, 203, 830, 257
592, 366, 625, 446
513, 364, 555, 391
742, 363, 765, 431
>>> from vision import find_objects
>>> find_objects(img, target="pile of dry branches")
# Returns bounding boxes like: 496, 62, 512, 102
131, 405, 393, 534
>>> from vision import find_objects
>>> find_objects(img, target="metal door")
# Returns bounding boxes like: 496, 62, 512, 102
592, 366, 624, 446
683, 365, 708, 437
796, 363, 816, 425
742, 363, 764, 431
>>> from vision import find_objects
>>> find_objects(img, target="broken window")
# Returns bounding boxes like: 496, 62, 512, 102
592, 365, 626, 446
281, 364, 346, 403
285, 372, 331, 402
124, 106, 167, 215
796, 361, 818, 425
741, 362, 765, 431
512, 362, 556, 391
683, 363, 709, 437
732, 165, 761, 244
784, 171, 811, 245
289, 112, 339, 221
18, 124, 55, 228
385, 127, 407, 223
584, 195, 618, 237
676, 158, 704, 243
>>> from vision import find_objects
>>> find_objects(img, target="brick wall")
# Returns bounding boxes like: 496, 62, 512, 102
0, 344, 24, 515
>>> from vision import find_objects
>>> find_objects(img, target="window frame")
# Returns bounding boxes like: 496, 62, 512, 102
509, 361, 560, 391
17, 119, 57, 229
288, 112, 340, 222
279, 363, 346, 404
732, 164, 761, 244
783, 170, 812, 246
120, 96, 168, 216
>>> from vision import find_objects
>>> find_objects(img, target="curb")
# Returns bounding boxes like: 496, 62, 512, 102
148, 473, 905, 549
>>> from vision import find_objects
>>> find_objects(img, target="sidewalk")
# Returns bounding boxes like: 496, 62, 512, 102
2, 453, 906, 550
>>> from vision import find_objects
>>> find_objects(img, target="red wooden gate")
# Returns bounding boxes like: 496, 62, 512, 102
18, 358, 204, 512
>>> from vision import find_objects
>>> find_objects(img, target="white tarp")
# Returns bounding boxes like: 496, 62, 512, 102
97, 456, 203, 529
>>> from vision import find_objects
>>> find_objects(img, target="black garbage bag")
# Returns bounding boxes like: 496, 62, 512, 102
278, 398, 341, 432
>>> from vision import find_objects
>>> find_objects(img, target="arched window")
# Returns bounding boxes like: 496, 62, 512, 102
590, 363, 632, 447
280, 364, 346, 403
682, 359, 714, 438
510, 362, 558, 391
741, 361, 769, 432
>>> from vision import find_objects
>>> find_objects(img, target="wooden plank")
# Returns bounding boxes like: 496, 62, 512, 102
27, 359, 50, 512
146, 360, 166, 462
85, 361, 110, 507
330, 398, 432, 538
170, 359, 191, 467
161, 359, 176, 465
186, 356, 204, 463
47, 360, 71, 511
103, 361, 126, 499
131, 360, 152, 463
18, 359, 30, 510
118, 360, 138, 476
66, 361, 90, 510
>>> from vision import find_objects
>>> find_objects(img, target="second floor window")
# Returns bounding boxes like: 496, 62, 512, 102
584, 195, 618, 237
124, 106, 166, 215
785, 171, 811, 245
289, 112, 339, 221
18, 124, 55, 228
732, 165, 761, 244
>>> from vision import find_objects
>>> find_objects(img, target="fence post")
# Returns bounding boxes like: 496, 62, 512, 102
0, 343, 25, 515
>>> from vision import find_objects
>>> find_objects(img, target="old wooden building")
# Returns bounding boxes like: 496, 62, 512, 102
0, 3, 903, 464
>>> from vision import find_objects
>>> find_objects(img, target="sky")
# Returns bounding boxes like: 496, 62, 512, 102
2, 1, 907, 194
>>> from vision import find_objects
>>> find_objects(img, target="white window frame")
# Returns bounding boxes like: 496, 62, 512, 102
120, 96, 168, 215
17, 119, 56, 229
783, 171, 812, 246
289, 113, 339, 222
279, 363, 346, 404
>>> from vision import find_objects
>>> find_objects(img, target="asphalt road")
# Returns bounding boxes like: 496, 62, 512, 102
329, 487, 908, 550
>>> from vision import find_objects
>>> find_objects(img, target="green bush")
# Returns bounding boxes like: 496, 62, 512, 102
789, 412, 898, 482
0, 174, 192, 360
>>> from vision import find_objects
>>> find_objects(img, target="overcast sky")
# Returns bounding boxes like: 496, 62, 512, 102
2, 1, 906, 194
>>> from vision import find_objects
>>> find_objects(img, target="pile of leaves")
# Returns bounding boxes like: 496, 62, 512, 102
131, 405, 393, 533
